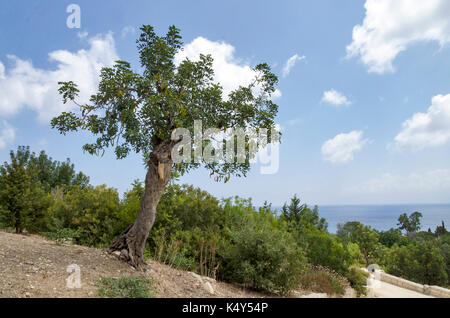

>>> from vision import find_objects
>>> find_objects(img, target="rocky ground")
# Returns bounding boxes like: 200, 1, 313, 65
0, 230, 354, 298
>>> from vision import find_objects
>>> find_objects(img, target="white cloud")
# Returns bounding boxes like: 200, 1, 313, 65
77, 31, 89, 39
0, 121, 15, 149
0, 33, 118, 122
174, 36, 281, 100
121, 26, 136, 38
393, 94, 450, 150
349, 169, 450, 194
347, 0, 450, 74
322, 130, 368, 164
282, 54, 305, 77
0, 61, 5, 79
272, 89, 282, 99
321, 89, 351, 106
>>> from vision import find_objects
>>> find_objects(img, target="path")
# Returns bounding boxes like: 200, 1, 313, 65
367, 276, 434, 298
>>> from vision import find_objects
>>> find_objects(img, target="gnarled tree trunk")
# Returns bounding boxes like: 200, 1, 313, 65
109, 141, 173, 269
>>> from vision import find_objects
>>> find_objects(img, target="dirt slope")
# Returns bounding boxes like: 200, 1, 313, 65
0, 230, 281, 298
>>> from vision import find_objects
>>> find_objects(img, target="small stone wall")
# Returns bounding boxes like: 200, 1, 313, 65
429, 285, 450, 298
377, 270, 450, 298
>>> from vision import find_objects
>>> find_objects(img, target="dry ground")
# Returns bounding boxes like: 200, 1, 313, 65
0, 230, 323, 298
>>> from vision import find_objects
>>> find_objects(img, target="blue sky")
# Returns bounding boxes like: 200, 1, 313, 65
1, 0, 450, 206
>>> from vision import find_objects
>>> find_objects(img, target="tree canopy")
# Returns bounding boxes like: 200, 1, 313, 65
337, 221, 379, 266
397, 212, 423, 234
281, 194, 328, 232
52, 25, 279, 182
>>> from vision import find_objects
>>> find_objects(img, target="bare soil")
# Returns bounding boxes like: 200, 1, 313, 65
0, 230, 280, 298
0, 230, 356, 298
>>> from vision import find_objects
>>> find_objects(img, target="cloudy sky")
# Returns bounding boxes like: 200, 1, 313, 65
1, 0, 450, 206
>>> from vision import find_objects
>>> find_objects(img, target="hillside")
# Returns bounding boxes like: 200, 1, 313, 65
0, 230, 348, 298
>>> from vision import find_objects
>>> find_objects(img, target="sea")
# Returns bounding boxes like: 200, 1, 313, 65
273, 204, 450, 234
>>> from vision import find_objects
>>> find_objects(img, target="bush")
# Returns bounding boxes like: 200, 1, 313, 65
386, 241, 448, 286
0, 213, 6, 229
146, 185, 227, 278
115, 179, 143, 231
220, 217, 305, 294
337, 222, 379, 267
345, 267, 368, 297
49, 185, 122, 247
0, 148, 53, 234
439, 243, 450, 287
41, 228, 80, 245
169, 229, 221, 278
97, 276, 156, 298
151, 229, 196, 271
298, 266, 348, 296
379, 228, 409, 248
302, 230, 354, 275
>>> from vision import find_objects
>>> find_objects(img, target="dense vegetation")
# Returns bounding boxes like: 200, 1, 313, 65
337, 216, 450, 287
1, 146, 449, 295
52, 24, 280, 268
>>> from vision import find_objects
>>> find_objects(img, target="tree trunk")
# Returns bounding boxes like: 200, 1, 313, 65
109, 141, 173, 269
363, 252, 370, 267
15, 210, 22, 234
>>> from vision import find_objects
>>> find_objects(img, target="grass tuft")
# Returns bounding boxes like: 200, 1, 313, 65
97, 276, 156, 298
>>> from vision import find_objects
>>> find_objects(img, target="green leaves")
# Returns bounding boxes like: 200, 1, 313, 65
49, 184, 122, 247
281, 195, 328, 233
52, 25, 280, 182
386, 241, 448, 286
98, 276, 156, 298
397, 211, 423, 234
220, 215, 305, 294
58, 81, 80, 104
0, 147, 56, 233
51, 112, 82, 134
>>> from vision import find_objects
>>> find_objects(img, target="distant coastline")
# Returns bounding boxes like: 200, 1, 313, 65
271, 203, 450, 234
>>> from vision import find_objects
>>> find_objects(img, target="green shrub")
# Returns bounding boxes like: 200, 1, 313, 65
151, 229, 196, 271
379, 228, 409, 248
171, 229, 222, 278
220, 218, 305, 294
302, 229, 354, 275
336, 222, 379, 267
0, 213, 6, 229
49, 185, 122, 247
439, 242, 450, 283
345, 267, 368, 297
369, 243, 390, 268
440, 232, 450, 245
0, 148, 54, 234
146, 185, 232, 278
298, 266, 347, 296
115, 179, 143, 231
386, 241, 448, 286
41, 228, 80, 245
97, 276, 156, 298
